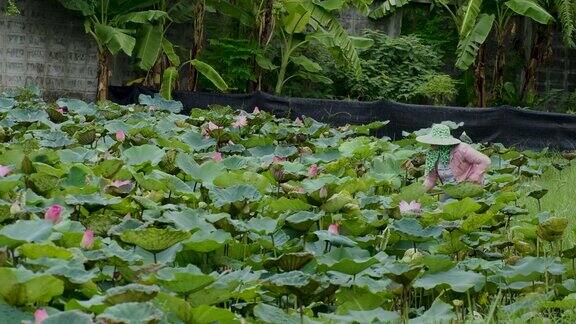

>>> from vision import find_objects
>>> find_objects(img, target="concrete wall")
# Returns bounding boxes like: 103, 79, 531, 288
1, 0, 574, 102
0, 0, 98, 100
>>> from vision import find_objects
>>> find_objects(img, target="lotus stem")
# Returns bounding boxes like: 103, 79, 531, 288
270, 233, 277, 258
153, 252, 157, 264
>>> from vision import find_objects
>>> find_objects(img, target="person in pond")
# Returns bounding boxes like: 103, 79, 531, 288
417, 124, 491, 193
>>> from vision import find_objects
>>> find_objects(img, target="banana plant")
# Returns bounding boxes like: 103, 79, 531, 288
55, 0, 167, 101
273, 0, 374, 94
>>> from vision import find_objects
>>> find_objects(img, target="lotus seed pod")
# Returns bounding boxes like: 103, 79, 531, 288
537, 217, 568, 242
198, 202, 208, 208
401, 248, 423, 263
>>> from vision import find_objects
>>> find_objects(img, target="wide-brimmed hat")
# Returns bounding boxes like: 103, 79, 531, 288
416, 124, 461, 146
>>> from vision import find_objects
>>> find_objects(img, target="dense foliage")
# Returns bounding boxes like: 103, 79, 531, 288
1, 90, 576, 323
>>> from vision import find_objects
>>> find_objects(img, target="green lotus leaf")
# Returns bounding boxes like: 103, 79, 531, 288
390, 218, 443, 241
27, 258, 97, 284
135, 243, 183, 264
441, 197, 483, 220
58, 147, 98, 164
104, 284, 160, 305
139, 93, 183, 113
254, 303, 314, 324
323, 308, 400, 324
93, 159, 124, 178
321, 191, 354, 213
154, 265, 214, 293
0, 220, 53, 247
261, 197, 312, 213
413, 268, 485, 292
374, 262, 423, 285
443, 182, 485, 199
0, 302, 31, 323
213, 170, 272, 193
0, 97, 16, 111
500, 256, 565, 281
36, 130, 75, 148
317, 247, 377, 275
175, 153, 224, 184
7, 108, 49, 123
189, 305, 239, 324
41, 310, 93, 324
263, 252, 315, 271
107, 218, 144, 236
182, 229, 231, 253
162, 209, 215, 232
0, 267, 64, 305
314, 230, 357, 247
180, 131, 216, 151
285, 211, 323, 231
245, 217, 278, 235
265, 271, 320, 296
65, 193, 122, 206
101, 239, 143, 263
17, 243, 73, 260
411, 297, 456, 324
209, 184, 261, 207
537, 217, 568, 242
56, 98, 96, 115
97, 302, 164, 324
527, 187, 549, 200
120, 228, 190, 252
122, 144, 165, 166
0, 174, 22, 193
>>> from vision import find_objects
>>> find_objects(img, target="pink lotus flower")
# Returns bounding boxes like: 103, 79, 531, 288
399, 200, 421, 215
44, 204, 63, 224
80, 229, 94, 249
124, 213, 132, 220
34, 308, 48, 324
56, 108, 66, 114
111, 180, 132, 188
207, 122, 221, 131
328, 223, 340, 235
272, 156, 286, 163
0, 165, 11, 177
295, 117, 304, 126
253, 106, 261, 114
115, 130, 126, 142
232, 115, 248, 128
319, 187, 328, 199
212, 152, 223, 162
308, 164, 319, 177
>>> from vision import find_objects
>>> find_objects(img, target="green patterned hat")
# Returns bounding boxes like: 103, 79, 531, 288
416, 124, 461, 146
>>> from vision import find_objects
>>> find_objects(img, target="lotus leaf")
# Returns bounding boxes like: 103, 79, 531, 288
209, 184, 261, 207
155, 265, 214, 293
122, 144, 165, 166
390, 218, 443, 241
317, 247, 378, 275
104, 284, 160, 305
139, 94, 183, 113
413, 268, 485, 292
0, 220, 53, 247
120, 228, 191, 252
285, 211, 323, 231
96, 301, 163, 324
183, 229, 231, 253
0, 267, 64, 305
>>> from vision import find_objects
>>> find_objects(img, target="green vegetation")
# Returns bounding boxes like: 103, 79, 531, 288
1, 89, 576, 322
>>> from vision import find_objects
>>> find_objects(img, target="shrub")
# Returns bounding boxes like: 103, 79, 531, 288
416, 74, 458, 106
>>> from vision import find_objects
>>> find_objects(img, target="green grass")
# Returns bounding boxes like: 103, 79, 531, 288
519, 161, 576, 245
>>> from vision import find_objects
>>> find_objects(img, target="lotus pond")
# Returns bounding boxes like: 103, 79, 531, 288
0, 91, 575, 323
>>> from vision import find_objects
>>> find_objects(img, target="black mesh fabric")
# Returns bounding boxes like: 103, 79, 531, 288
109, 86, 576, 150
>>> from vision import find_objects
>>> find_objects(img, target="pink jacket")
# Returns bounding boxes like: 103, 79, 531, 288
424, 143, 491, 190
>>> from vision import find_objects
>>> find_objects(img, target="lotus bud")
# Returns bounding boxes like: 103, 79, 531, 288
207, 121, 220, 131
401, 248, 424, 263
319, 187, 328, 199
295, 117, 304, 126
21, 155, 35, 174
34, 308, 48, 324
308, 164, 319, 178
44, 204, 63, 224
270, 164, 285, 182
328, 223, 340, 235
80, 229, 94, 249
272, 156, 286, 164
115, 130, 126, 142
124, 213, 132, 220
253, 106, 261, 114
0, 165, 11, 177
293, 187, 305, 194
212, 152, 223, 162
452, 299, 464, 307
10, 201, 22, 215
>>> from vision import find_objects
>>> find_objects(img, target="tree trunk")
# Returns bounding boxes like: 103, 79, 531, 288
97, 50, 111, 102
253, 0, 275, 92
188, 0, 205, 91
520, 24, 552, 103
474, 45, 487, 107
